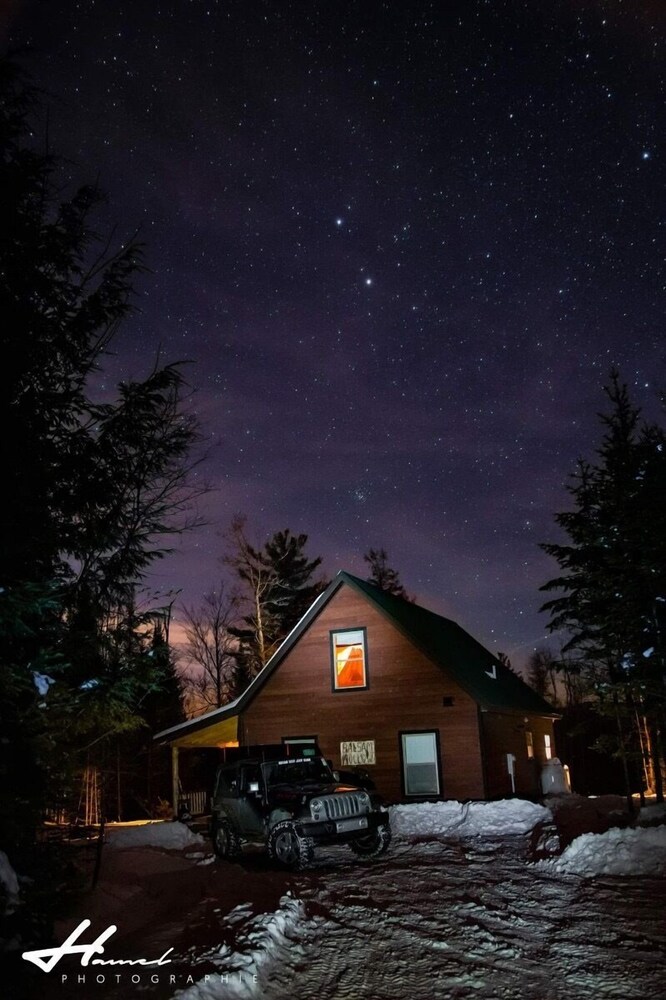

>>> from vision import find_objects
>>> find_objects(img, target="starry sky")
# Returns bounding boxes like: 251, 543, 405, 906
4, 1, 665, 672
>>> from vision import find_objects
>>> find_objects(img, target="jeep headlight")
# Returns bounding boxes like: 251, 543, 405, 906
310, 798, 324, 821
358, 791, 370, 810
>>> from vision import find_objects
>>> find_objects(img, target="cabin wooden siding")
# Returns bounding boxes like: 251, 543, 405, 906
481, 711, 556, 799
240, 585, 486, 803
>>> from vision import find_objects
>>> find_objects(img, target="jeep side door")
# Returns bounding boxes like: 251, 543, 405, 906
228, 763, 266, 840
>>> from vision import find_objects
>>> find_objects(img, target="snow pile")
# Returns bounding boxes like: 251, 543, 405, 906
638, 802, 666, 826
177, 893, 312, 999
106, 820, 205, 850
0, 851, 20, 915
540, 824, 666, 877
389, 798, 552, 838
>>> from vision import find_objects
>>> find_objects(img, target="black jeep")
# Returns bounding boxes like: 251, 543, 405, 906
210, 745, 391, 869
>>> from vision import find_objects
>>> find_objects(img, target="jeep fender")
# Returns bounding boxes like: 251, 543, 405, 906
268, 807, 294, 829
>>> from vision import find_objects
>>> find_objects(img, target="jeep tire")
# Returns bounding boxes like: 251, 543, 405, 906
212, 817, 242, 860
267, 820, 314, 870
349, 825, 391, 858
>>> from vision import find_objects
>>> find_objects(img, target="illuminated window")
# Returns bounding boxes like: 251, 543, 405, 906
544, 734, 552, 760
331, 629, 368, 690
526, 731, 534, 759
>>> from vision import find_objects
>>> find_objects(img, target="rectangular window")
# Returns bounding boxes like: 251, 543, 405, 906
281, 736, 318, 757
526, 731, 534, 759
331, 629, 368, 690
401, 731, 440, 796
544, 734, 552, 760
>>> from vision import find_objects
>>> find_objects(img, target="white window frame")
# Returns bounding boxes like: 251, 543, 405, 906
401, 731, 441, 797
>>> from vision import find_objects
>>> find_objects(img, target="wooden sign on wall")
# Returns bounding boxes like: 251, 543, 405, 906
340, 740, 376, 766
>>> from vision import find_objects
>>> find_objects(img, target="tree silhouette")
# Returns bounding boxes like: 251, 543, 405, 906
540, 370, 666, 805
363, 548, 413, 601
0, 56, 204, 862
222, 516, 328, 682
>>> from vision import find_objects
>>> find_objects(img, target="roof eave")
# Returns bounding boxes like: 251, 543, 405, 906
153, 573, 348, 745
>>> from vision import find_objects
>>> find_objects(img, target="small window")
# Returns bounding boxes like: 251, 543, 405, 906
526, 731, 534, 759
442, 696, 455, 708
331, 629, 368, 690
544, 733, 552, 760
282, 736, 318, 757
240, 764, 261, 791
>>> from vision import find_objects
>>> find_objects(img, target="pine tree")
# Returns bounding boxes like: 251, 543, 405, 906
0, 56, 203, 858
540, 371, 666, 803
526, 648, 559, 704
223, 517, 327, 681
264, 529, 327, 630
363, 548, 413, 600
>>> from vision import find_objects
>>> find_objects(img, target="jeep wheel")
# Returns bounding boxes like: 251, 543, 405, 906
212, 818, 241, 860
349, 825, 391, 858
267, 821, 314, 870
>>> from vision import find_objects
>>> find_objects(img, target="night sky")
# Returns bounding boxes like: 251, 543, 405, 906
4, 1, 665, 672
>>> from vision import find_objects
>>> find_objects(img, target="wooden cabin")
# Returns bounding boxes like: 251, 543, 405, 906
154, 571, 559, 808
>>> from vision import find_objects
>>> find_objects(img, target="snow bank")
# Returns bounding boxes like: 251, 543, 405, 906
540, 825, 666, 877
177, 893, 310, 999
638, 802, 666, 826
389, 798, 552, 838
106, 820, 205, 850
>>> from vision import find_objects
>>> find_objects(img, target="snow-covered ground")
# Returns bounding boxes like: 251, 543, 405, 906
162, 800, 666, 1000
10, 800, 666, 1000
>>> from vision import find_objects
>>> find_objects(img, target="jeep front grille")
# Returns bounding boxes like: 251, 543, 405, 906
311, 793, 369, 822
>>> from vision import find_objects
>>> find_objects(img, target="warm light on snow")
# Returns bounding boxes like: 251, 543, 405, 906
106, 821, 205, 850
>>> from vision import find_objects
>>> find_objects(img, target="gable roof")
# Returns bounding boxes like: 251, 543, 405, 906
339, 572, 558, 716
154, 570, 557, 744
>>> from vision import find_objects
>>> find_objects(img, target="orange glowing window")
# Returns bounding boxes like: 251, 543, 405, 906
332, 629, 367, 690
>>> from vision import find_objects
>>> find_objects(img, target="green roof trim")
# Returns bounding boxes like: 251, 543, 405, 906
338, 571, 559, 716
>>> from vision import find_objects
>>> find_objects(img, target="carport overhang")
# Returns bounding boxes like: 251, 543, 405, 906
166, 714, 240, 749
154, 706, 242, 816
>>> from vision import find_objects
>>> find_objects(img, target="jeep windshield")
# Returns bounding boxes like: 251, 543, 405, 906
261, 756, 334, 787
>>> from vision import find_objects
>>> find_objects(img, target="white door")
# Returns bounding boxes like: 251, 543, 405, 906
401, 732, 440, 796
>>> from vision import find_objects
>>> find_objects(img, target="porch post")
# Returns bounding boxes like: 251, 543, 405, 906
171, 745, 179, 819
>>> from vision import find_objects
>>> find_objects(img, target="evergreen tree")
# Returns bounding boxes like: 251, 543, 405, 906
363, 547, 413, 600
540, 371, 666, 803
223, 517, 327, 681
526, 648, 559, 704
496, 651, 520, 676
264, 528, 327, 629
114, 612, 185, 820
0, 56, 203, 862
